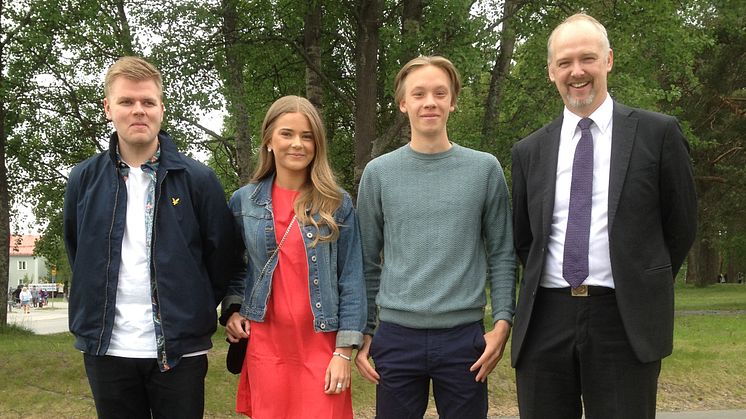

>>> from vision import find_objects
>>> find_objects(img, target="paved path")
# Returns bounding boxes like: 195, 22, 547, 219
7, 300, 70, 335
494, 411, 746, 418
7, 304, 745, 418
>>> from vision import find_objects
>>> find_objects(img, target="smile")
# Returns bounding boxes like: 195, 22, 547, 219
570, 81, 590, 88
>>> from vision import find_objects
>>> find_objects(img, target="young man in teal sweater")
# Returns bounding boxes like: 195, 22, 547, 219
355, 55, 516, 418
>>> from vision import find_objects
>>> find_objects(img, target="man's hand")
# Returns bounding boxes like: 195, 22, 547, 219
225, 312, 250, 343
354, 335, 380, 384
469, 320, 511, 382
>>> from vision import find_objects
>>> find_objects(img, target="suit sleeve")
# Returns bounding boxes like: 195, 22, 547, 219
659, 118, 697, 277
511, 144, 532, 267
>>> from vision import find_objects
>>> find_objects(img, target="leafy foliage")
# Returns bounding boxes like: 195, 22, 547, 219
0, 0, 742, 318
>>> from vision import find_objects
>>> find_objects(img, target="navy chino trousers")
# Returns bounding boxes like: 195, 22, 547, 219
370, 320, 489, 419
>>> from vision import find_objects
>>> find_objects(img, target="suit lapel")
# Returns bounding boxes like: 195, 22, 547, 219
541, 118, 563, 239
608, 102, 637, 233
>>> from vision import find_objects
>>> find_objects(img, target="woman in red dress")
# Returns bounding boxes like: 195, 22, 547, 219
223, 96, 366, 418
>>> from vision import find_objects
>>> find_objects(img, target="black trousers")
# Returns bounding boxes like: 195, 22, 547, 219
83, 354, 208, 419
515, 287, 661, 419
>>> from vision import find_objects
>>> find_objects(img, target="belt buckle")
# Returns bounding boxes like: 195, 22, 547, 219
571, 285, 589, 297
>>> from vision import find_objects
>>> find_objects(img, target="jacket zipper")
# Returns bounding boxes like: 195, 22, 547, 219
99, 167, 121, 354
153, 170, 168, 367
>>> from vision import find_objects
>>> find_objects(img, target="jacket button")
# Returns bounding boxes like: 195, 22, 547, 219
306, 232, 313, 238
320, 323, 326, 329
313, 279, 319, 285
311, 255, 317, 262
315, 302, 321, 308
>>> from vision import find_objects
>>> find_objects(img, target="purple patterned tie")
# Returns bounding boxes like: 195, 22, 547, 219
563, 118, 594, 289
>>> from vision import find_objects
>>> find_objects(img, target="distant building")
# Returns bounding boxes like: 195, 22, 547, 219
9, 235, 49, 289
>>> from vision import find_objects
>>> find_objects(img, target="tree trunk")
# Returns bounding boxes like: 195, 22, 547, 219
369, 0, 423, 161
0, 0, 9, 326
304, 1, 323, 112
113, 0, 135, 55
687, 236, 719, 287
481, 0, 519, 148
352, 0, 382, 188
221, 0, 253, 185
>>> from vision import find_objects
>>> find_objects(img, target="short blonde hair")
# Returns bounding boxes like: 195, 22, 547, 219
547, 13, 610, 64
394, 55, 461, 106
104, 56, 163, 98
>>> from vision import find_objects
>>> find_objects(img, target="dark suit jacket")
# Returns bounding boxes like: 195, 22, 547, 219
511, 101, 697, 366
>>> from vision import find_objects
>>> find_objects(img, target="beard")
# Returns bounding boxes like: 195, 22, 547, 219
566, 90, 596, 110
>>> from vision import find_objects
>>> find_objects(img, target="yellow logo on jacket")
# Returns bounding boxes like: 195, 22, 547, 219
171, 197, 180, 206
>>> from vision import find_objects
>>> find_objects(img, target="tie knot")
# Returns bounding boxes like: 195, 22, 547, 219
578, 118, 593, 130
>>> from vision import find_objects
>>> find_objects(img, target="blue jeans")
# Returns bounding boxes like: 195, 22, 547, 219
370, 321, 488, 419
83, 354, 207, 419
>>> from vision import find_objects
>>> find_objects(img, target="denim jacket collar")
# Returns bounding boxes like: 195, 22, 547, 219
250, 174, 275, 206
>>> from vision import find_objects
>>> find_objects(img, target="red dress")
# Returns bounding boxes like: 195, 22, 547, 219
236, 183, 353, 418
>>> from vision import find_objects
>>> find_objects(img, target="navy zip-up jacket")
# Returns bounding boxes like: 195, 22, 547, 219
63, 130, 244, 361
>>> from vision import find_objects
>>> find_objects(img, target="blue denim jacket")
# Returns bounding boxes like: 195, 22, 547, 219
222, 175, 366, 348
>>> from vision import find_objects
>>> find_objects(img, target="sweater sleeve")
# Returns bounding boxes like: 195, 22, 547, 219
482, 159, 517, 325
357, 163, 384, 335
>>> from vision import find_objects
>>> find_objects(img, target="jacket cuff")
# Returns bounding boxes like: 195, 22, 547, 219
219, 296, 243, 326
335, 330, 363, 348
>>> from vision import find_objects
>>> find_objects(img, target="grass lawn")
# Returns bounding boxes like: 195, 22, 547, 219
1, 283, 745, 418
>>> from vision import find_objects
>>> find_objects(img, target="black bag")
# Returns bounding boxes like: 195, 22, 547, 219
226, 338, 248, 374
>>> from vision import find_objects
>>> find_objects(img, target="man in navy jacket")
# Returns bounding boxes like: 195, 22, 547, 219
63, 56, 243, 419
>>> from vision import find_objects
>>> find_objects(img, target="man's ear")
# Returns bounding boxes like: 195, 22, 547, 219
103, 98, 112, 120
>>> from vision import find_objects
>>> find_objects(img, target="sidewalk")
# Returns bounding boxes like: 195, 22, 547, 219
495, 411, 746, 418
6, 300, 70, 334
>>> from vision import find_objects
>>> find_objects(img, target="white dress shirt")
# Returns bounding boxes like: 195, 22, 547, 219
542, 94, 615, 289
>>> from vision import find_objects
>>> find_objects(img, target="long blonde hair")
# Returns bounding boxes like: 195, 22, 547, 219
252, 96, 342, 245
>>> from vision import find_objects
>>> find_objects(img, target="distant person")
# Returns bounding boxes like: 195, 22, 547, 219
223, 96, 366, 418
63, 56, 244, 419
12, 285, 22, 305
19, 287, 31, 314
30, 286, 39, 308
511, 13, 697, 419
355, 56, 516, 418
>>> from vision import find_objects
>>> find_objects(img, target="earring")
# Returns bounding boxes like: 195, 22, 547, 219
267, 146, 272, 152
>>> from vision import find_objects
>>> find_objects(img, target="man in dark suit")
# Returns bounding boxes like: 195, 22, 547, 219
511, 13, 697, 419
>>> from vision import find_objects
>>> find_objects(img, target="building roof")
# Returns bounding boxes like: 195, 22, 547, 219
10, 235, 40, 257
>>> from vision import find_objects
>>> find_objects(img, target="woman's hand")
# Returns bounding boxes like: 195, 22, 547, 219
225, 312, 250, 343
324, 347, 352, 394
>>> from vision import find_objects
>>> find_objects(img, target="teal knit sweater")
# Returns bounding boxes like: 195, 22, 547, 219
358, 143, 516, 334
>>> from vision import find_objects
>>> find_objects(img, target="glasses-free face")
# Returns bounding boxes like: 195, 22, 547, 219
548, 20, 613, 117
268, 112, 316, 185
399, 65, 455, 141
103, 77, 164, 157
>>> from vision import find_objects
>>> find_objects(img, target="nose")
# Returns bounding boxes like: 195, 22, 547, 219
570, 61, 585, 78
133, 101, 145, 115
290, 134, 303, 148
424, 93, 436, 108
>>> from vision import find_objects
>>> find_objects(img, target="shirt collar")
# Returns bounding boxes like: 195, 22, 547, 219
562, 93, 613, 135
116, 144, 162, 171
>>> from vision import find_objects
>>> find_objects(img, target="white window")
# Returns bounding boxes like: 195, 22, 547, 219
18, 260, 27, 270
